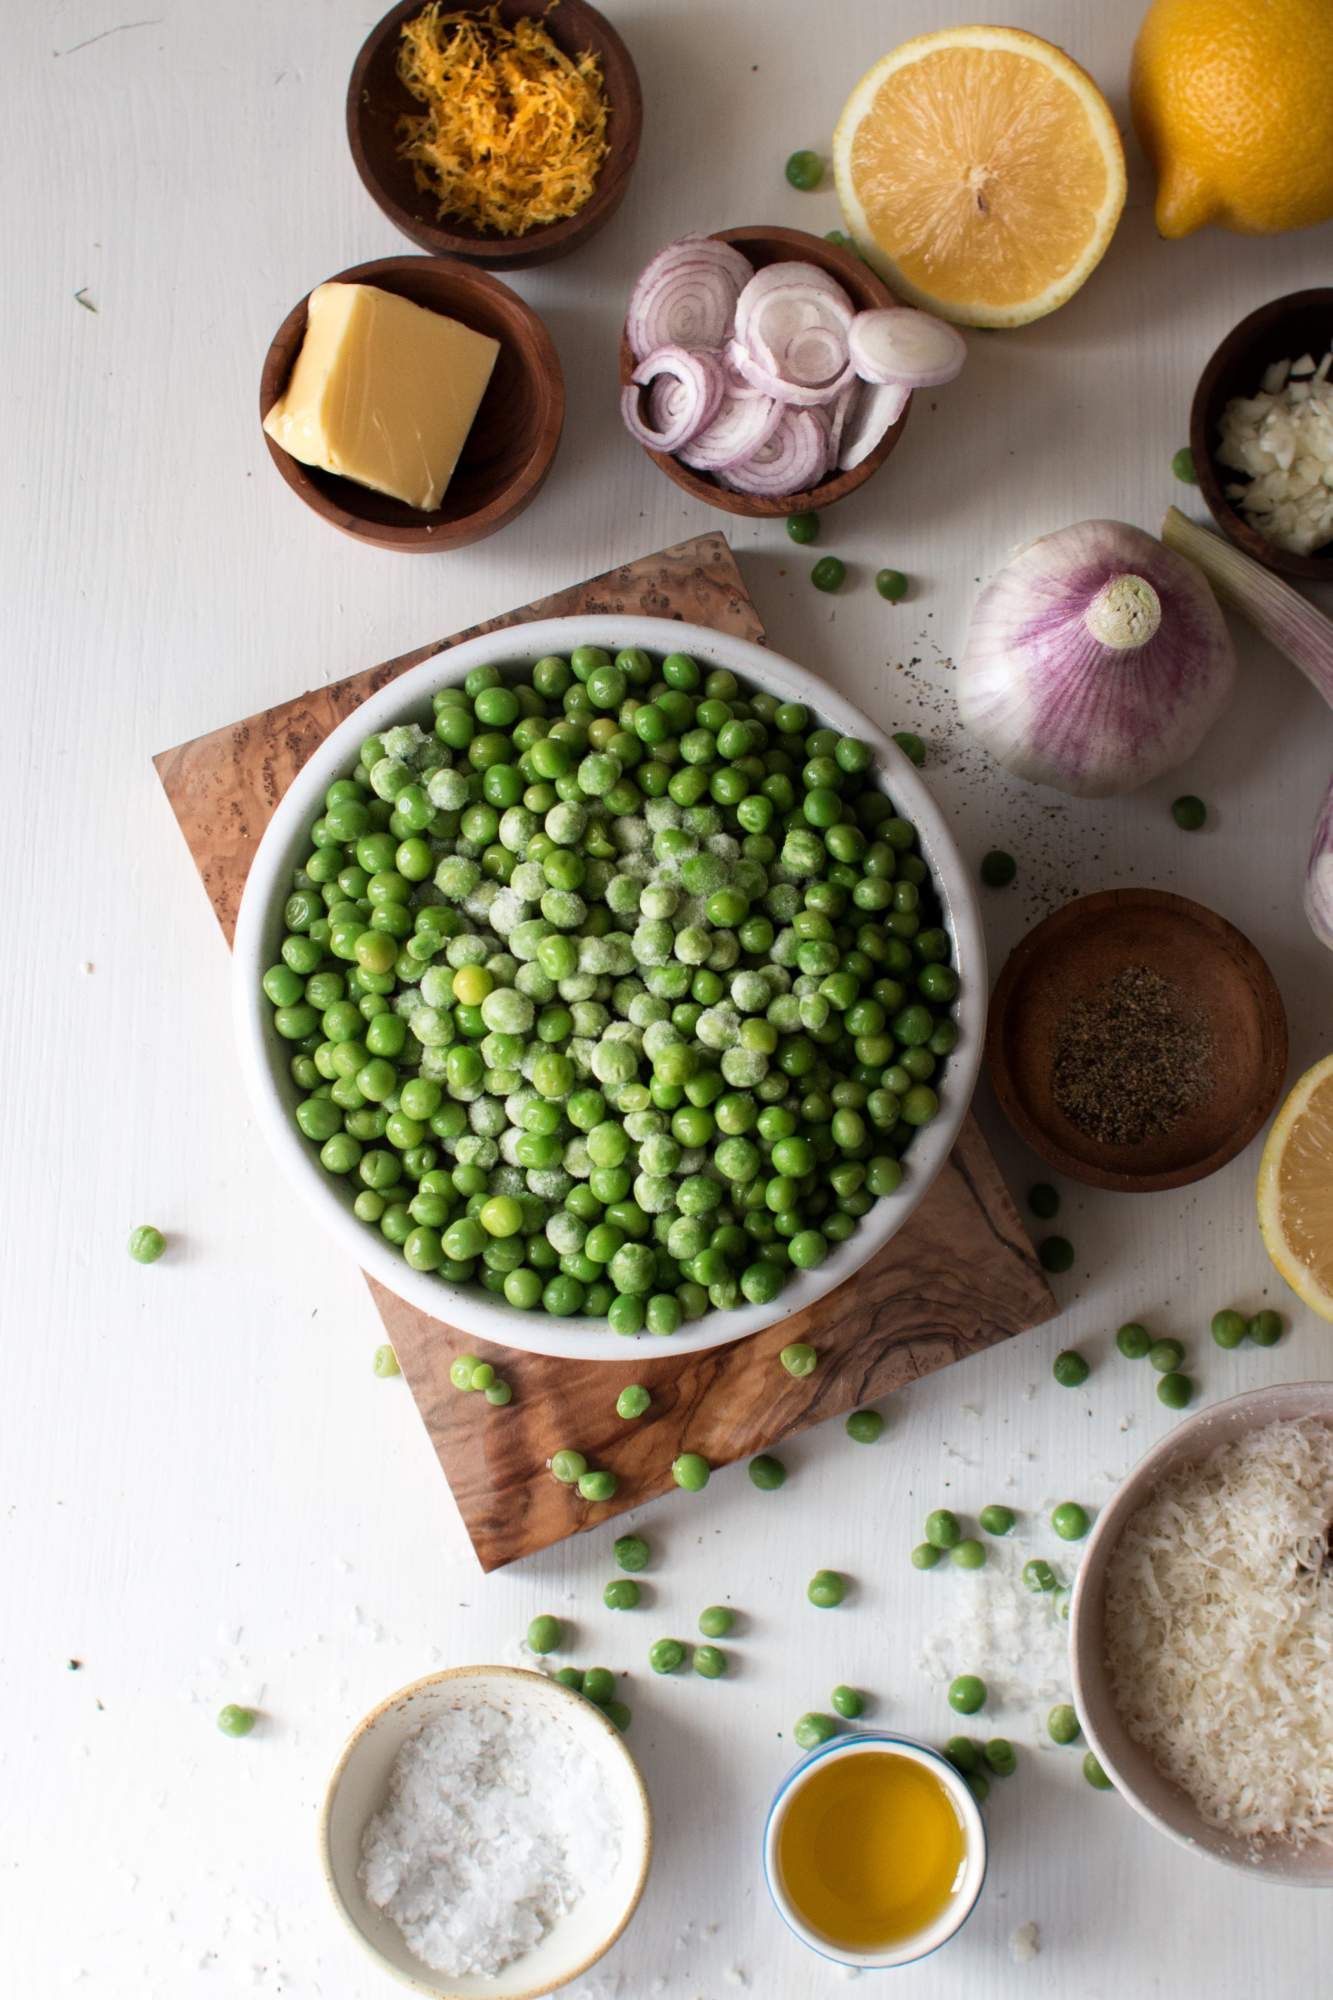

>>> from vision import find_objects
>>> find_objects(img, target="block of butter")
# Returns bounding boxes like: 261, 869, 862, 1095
263, 282, 500, 513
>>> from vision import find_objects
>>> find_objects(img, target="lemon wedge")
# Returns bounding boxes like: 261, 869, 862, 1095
1257, 1054, 1333, 1322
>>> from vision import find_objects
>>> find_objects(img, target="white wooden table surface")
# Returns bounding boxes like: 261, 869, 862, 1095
5, 2, 1331, 1994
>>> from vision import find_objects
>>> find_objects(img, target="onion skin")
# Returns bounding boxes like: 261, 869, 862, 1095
1305, 774, 1333, 951
959, 520, 1236, 798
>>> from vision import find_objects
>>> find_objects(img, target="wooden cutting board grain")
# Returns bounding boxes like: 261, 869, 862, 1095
155, 532, 1055, 1569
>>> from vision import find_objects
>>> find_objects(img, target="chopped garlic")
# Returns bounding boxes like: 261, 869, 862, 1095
1217, 344, 1333, 555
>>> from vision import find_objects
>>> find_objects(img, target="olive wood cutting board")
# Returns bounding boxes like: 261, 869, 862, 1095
154, 532, 1055, 1570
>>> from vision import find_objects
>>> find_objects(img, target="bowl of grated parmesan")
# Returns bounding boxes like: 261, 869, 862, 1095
1070, 1380, 1333, 1883
321, 1664, 652, 1994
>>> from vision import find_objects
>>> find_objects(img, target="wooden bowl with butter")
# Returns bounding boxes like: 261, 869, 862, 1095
259, 254, 564, 552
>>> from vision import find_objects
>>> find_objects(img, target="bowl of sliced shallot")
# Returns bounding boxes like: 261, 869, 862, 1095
617, 224, 965, 517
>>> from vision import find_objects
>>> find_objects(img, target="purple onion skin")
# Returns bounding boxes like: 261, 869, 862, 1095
958, 520, 1236, 798
1305, 772, 1333, 950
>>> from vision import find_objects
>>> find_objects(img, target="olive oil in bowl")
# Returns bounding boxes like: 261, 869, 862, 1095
766, 1739, 985, 1966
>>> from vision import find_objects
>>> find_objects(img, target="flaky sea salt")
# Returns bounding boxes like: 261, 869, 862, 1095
360, 1695, 622, 1977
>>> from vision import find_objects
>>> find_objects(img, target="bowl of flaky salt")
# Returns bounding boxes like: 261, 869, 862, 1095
321, 1665, 652, 1997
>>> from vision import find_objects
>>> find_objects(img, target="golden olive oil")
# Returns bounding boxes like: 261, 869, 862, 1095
777, 1750, 967, 1951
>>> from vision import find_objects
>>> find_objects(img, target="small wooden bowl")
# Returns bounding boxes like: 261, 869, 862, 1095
986, 889, 1287, 1193
259, 255, 564, 553
617, 225, 911, 519
1190, 287, 1333, 581
346, 0, 643, 271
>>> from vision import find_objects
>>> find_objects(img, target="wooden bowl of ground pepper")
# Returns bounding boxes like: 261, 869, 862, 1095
986, 889, 1287, 1193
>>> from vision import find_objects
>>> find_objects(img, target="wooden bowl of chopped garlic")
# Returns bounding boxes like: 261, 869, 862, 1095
1190, 288, 1333, 581
347, 0, 643, 270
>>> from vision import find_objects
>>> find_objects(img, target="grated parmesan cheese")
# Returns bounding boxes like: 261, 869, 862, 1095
1216, 347, 1333, 555
1104, 1417, 1333, 1849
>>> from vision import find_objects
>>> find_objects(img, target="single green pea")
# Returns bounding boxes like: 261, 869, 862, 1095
527, 1614, 564, 1655
699, 1605, 734, 1638
1083, 1751, 1113, 1790
845, 1408, 884, 1444
1048, 1703, 1081, 1745
552, 1667, 584, 1692
951, 1538, 987, 1570
579, 1468, 619, 1502
924, 1509, 961, 1550
810, 556, 846, 593
1051, 1501, 1090, 1541
582, 1666, 615, 1706
1171, 446, 1197, 485
1053, 1349, 1090, 1388
128, 1225, 166, 1264
784, 148, 823, 190
550, 1448, 588, 1484
217, 1703, 256, 1737
740, 1456, 784, 1488
1039, 1235, 1075, 1273
1210, 1308, 1247, 1349
979, 849, 1016, 888
967, 1770, 990, 1804
948, 1674, 986, 1715
1171, 793, 1206, 831
605, 1699, 632, 1732
672, 1451, 710, 1493
604, 1578, 641, 1611
875, 568, 908, 602
807, 1568, 847, 1608
450, 1355, 480, 1391
780, 1343, 818, 1379
978, 1504, 1014, 1536
614, 1533, 650, 1572
372, 1344, 400, 1378
1147, 1338, 1185, 1373
943, 1735, 979, 1773
794, 1712, 838, 1750
786, 511, 820, 545
911, 1542, 942, 1570
693, 1644, 727, 1678
983, 1738, 1016, 1776
1116, 1321, 1152, 1359
616, 1384, 651, 1420
1028, 1182, 1059, 1219
1023, 1559, 1057, 1593
831, 1684, 864, 1719
649, 1637, 686, 1674
892, 731, 925, 767
1157, 1371, 1193, 1410
1247, 1308, 1283, 1346
485, 1379, 513, 1406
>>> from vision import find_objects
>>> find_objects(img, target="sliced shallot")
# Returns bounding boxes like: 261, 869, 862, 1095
848, 308, 966, 388
716, 407, 828, 496
733, 262, 855, 350
824, 381, 859, 473
677, 389, 784, 472
837, 381, 909, 470
727, 336, 857, 410
625, 236, 754, 361
621, 346, 726, 453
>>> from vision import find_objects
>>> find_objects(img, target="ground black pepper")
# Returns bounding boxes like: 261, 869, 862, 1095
1051, 964, 1214, 1147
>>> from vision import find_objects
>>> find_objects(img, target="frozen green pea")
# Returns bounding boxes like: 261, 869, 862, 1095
1051, 1501, 1090, 1541
1048, 1703, 1081, 1745
845, 1408, 884, 1444
794, 1712, 838, 1750
616, 1384, 651, 1419
943, 1735, 979, 1773
693, 1644, 727, 1678
1053, 1349, 1089, 1388
831, 1685, 864, 1720
604, 1578, 640, 1611
947, 1675, 986, 1715
527, 1614, 563, 1655
978, 1504, 1014, 1536
582, 1667, 615, 1706
1116, 1321, 1151, 1359
807, 1569, 847, 1608
649, 1637, 685, 1674
217, 1704, 256, 1737
983, 1738, 1016, 1776
911, 1542, 942, 1570
614, 1533, 651, 1572
550, 1449, 587, 1484
373, 1344, 400, 1377
579, 1468, 619, 1502
1023, 1559, 1057, 1593
780, 1343, 818, 1379
749, 1454, 787, 1490
951, 1539, 986, 1570
128, 1225, 166, 1264
698, 1605, 734, 1638
672, 1452, 710, 1492
1210, 1308, 1247, 1349
924, 1509, 961, 1550
1083, 1751, 1113, 1790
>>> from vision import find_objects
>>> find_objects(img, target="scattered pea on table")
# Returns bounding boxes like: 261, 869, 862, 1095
1051, 1501, 1090, 1541
892, 731, 925, 767
1171, 793, 1207, 830
911, 1542, 943, 1569
485, 1379, 513, 1406
1048, 1703, 1081, 1745
794, 1712, 838, 1750
780, 1343, 818, 1380
582, 1667, 615, 1706
1023, 1559, 1057, 1593
967, 1769, 990, 1804
372, 1344, 400, 1378
951, 1538, 986, 1570
948, 1674, 986, 1715
980, 849, 1017, 888
811, 555, 846, 593
217, 1704, 256, 1738
1248, 1309, 1283, 1346
549, 1448, 588, 1484
1116, 1320, 1151, 1359
128, 1225, 166, 1264
924, 1508, 962, 1550
1039, 1235, 1075, 1273
875, 568, 908, 602
604, 1579, 640, 1611
616, 1384, 651, 1420
943, 1735, 979, 1773
649, 1637, 686, 1674
693, 1644, 727, 1678
578, 1468, 618, 1502
614, 1533, 650, 1572
983, 1738, 1016, 1776
1053, 1349, 1090, 1388
978, 1504, 1014, 1536
527, 1614, 563, 1655
845, 1408, 884, 1444
1210, 1307, 1247, 1349
748, 1453, 787, 1491
831, 1685, 864, 1719
1157, 1371, 1193, 1409
1083, 1750, 1113, 1790
807, 1568, 847, 1608
784, 149, 823, 190
552, 1666, 584, 1692
1170, 446, 1197, 484
1028, 1182, 1059, 1219
699, 1605, 734, 1638
1147, 1338, 1185, 1374
672, 1452, 710, 1493
786, 510, 820, 545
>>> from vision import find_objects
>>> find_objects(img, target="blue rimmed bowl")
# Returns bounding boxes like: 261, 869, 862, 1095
762, 1731, 987, 1969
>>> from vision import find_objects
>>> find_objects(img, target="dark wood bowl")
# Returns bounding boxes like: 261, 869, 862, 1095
259, 255, 564, 553
346, 0, 642, 271
1190, 287, 1333, 582
617, 225, 910, 518
986, 889, 1287, 1193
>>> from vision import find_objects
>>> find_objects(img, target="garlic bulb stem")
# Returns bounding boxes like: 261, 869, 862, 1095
1085, 575, 1162, 650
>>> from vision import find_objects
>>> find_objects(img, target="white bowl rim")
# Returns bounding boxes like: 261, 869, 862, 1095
1069, 1379, 1333, 1885
319, 1662, 654, 1999
232, 613, 985, 1361
761, 1731, 988, 1967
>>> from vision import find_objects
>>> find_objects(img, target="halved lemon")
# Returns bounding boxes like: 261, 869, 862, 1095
833, 25, 1127, 327
1257, 1054, 1333, 1322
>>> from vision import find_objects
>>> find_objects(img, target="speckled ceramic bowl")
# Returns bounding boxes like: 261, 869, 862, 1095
321, 1665, 652, 1997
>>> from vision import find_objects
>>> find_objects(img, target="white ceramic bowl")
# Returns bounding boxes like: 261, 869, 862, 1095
321, 1665, 653, 1998
1070, 1380, 1333, 1886
233, 614, 985, 1360
762, 1733, 987, 1967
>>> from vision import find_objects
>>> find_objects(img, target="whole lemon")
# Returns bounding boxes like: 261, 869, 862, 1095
1131, 0, 1333, 237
